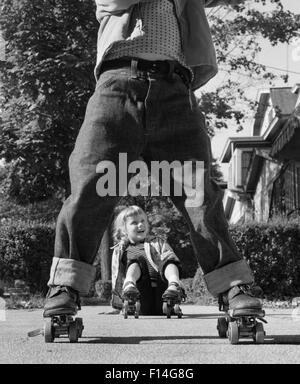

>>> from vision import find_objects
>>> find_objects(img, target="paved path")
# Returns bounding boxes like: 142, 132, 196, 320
1, 304, 300, 364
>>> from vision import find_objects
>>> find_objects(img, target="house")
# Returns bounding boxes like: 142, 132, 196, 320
220, 85, 300, 223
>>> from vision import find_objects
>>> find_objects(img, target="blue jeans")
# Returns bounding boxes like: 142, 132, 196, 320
47, 62, 253, 296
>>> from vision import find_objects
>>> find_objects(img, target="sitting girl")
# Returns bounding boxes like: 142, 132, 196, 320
111, 205, 186, 316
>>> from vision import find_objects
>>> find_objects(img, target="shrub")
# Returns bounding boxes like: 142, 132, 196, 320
1, 218, 300, 300
229, 222, 300, 299
190, 222, 300, 300
0, 194, 62, 223
0, 220, 55, 293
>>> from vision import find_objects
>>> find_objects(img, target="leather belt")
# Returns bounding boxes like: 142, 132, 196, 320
100, 58, 191, 85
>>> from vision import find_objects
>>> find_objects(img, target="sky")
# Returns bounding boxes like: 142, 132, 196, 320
203, 0, 300, 179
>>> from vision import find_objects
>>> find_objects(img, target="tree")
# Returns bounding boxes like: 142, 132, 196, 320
0, 0, 98, 202
0, 0, 299, 202
198, 0, 300, 135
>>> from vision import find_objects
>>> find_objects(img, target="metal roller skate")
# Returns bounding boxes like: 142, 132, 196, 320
122, 282, 141, 319
42, 286, 84, 343
43, 312, 84, 343
162, 282, 186, 319
217, 285, 267, 344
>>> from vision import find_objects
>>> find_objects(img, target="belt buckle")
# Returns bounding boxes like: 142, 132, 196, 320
149, 62, 159, 74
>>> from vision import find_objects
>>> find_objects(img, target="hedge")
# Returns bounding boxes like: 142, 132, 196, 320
1, 220, 300, 298
0, 220, 55, 294
229, 222, 300, 298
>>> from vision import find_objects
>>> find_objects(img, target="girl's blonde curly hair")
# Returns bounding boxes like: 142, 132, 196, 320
112, 205, 149, 244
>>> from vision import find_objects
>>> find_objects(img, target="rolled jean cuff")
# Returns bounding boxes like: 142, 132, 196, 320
47, 257, 97, 295
203, 259, 254, 297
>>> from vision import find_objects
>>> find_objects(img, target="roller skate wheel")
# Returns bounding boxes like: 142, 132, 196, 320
163, 302, 172, 318
44, 318, 54, 343
123, 300, 129, 319
217, 317, 228, 338
75, 318, 84, 338
174, 304, 182, 318
254, 322, 264, 344
68, 321, 79, 343
228, 321, 239, 344
134, 301, 141, 319
162, 301, 168, 314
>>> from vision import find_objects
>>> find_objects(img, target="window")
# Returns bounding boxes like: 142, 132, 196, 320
270, 162, 300, 217
241, 150, 253, 185
227, 149, 253, 190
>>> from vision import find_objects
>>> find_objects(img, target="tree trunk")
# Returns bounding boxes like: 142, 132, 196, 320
100, 227, 112, 280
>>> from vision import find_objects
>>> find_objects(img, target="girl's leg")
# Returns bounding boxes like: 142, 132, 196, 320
123, 262, 141, 289
164, 263, 180, 291
162, 263, 186, 301
123, 261, 153, 315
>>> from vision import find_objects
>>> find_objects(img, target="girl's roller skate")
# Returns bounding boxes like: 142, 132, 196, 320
122, 281, 141, 319
217, 285, 266, 344
42, 286, 84, 343
162, 282, 186, 319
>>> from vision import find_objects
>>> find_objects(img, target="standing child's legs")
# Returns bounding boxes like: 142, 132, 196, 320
44, 69, 146, 317
143, 74, 262, 311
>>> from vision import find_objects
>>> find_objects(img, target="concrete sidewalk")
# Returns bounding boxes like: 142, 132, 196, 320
1, 304, 300, 364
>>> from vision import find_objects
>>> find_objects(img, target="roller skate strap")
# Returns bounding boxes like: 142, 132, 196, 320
229, 308, 265, 318
43, 307, 78, 318
122, 282, 140, 301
